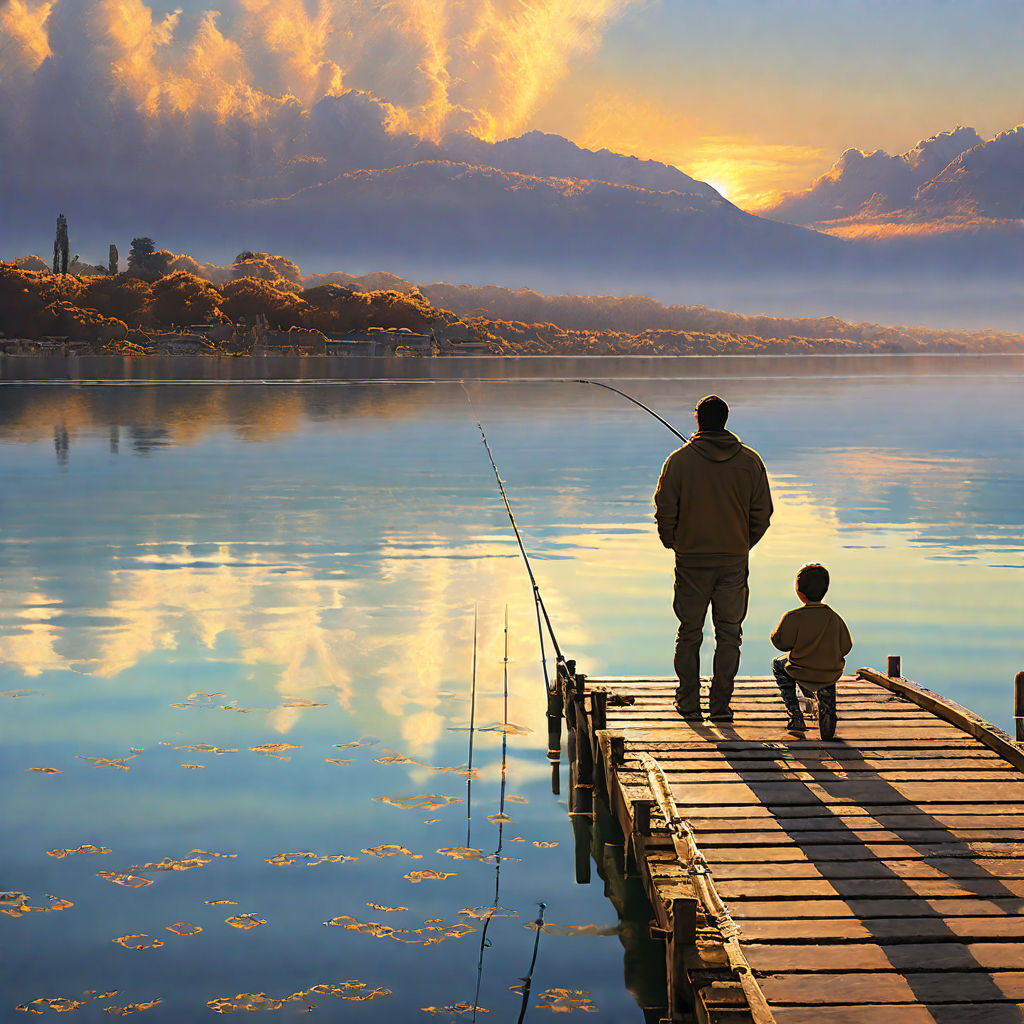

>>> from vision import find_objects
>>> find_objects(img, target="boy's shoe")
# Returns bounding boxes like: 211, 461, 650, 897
786, 712, 807, 733
817, 685, 838, 740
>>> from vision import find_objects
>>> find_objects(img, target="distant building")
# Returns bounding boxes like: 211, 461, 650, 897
325, 326, 438, 356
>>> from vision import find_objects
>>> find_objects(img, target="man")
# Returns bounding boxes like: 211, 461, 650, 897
653, 395, 773, 722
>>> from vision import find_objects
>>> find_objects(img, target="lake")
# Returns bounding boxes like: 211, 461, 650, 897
2, 354, 1023, 1020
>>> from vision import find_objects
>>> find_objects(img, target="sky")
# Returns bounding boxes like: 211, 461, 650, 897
2, 0, 1023, 210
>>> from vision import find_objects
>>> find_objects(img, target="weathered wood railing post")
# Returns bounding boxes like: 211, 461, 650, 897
1015, 671, 1024, 742
887, 654, 902, 678
549, 660, 571, 795
668, 896, 699, 1022
626, 797, 652, 877
572, 670, 593, 817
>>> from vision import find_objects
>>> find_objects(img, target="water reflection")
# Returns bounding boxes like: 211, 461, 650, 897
2, 358, 1024, 1019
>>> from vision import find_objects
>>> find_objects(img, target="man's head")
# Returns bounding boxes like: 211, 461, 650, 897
695, 394, 729, 431
795, 563, 830, 602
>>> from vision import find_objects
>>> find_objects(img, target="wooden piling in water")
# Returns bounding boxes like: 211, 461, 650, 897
1015, 670, 1024, 742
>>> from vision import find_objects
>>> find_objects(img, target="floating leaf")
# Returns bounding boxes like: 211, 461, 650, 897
459, 906, 519, 920
487, 813, 513, 824
404, 870, 456, 883
334, 737, 378, 750
26, 767, 62, 774
430, 764, 479, 779
265, 852, 356, 867
47, 845, 111, 858
423, 819, 441, 824
165, 922, 202, 936
76, 754, 139, 771
436, 847, 484, 861
96, 873, 153, 888
510, 837, 526, 843
207, 982, 389, 1013
422, 1004, 489, 1016
325, 758, 356, 767
374, 794, 462, 811
103, 999, 162, 1015
14, 996, 84, 1014
532, 841, 559, 849
225, 914, 266, 930
112, 934, 164, 951
323, 915, 473, 945
83, 992, 118, 1000
204, 899, 237, 906
534, 988, 599, 1012
365, 902, 407, 913
372, 753, 421, 766
507, 795, 529, 805
361, 845, 422, 860
249, 743, 300, 759
478, 722, 533, 736
179, 764, 205, 769
2, 892, 74, 917
280, 697, 326, 708
2, 689, 37, 698
526, 922, 619, 937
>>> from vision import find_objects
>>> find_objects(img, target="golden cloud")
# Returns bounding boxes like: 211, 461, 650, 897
0, 0, 55, 76
0, 0, 636, 140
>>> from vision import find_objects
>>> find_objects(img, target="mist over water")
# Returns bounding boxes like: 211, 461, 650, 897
2, 354, 1023, 1018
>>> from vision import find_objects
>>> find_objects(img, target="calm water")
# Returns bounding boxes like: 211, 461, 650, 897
2, 355, 1024, 1020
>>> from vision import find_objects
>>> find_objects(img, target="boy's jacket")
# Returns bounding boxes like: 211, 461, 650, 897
772, 602, 853, 687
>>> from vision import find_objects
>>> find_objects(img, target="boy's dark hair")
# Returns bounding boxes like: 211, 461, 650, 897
695, 394, 729, 430
796, 563, 830, 602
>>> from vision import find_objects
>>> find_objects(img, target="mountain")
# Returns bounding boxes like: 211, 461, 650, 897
765, 127, 983, 224
245, 159, 841, 290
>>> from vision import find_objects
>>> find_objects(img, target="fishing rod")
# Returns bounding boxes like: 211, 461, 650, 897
573, 379, 688, 442
461, 385, 564, 692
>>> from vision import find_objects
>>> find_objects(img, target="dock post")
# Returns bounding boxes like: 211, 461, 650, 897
547, 672, 564, 796
887, 655, 902, 678
1015, 671, 1024, 742
667, 896, 698, 1021
591, 689, 607, 733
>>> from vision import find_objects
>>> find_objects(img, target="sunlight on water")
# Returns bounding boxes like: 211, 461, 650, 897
2, 355, 1023, 1019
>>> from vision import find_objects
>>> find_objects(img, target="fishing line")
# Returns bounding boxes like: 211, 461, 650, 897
573, 379, 687, 441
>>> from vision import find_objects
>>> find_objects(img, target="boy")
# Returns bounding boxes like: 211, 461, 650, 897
770, 563, 852, 739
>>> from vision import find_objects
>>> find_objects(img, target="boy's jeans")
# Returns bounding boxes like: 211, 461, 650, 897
772, 656, 836, 718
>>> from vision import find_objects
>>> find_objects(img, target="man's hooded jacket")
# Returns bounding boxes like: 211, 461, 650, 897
653, 429, 773, 565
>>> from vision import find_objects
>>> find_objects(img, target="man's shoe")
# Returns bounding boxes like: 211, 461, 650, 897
674, 700, 703, 721
817, 685, 837, 740
709, 712, 734, 724
786, 712, 807, 733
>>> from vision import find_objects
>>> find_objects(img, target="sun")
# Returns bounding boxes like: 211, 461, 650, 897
705, 180, 730, 200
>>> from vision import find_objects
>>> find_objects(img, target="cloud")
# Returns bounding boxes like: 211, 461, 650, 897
0, 0, 55, 77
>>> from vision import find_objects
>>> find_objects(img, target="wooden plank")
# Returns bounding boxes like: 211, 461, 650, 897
685, 843, 1024, 863
740, 917, 1024, 943
707, 859, 1024, 881
663, 780, 1024, 807
773, 1006, 1024, 1024
713, 877, 1024, 899
760, 971, 1024, 1004
745, 941, 1024, 972
629, 769, 1024, 783
727, 897, 1024, 920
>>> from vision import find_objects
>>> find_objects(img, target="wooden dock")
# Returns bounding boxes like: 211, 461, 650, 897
552, 662, 1024, 1024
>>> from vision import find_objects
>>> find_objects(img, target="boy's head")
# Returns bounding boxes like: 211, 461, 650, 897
695, 394, 729, 431
795, 563, 829, 602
